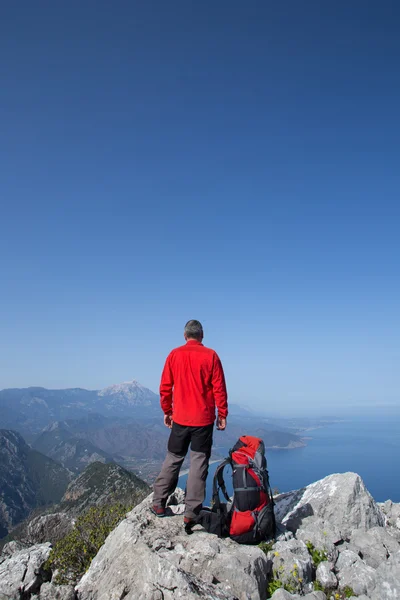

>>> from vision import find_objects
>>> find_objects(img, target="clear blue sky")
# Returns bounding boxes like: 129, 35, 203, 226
1, 1, 399, 416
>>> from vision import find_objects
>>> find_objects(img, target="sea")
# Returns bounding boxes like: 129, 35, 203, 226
179, 412, 400, 505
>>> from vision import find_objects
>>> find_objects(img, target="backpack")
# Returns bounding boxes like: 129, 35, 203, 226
188, 435, 276, 544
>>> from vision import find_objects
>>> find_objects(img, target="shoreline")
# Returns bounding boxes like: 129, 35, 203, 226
180, 458, 220, 477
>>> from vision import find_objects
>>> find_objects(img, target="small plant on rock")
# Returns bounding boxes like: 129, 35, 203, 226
306, 540, 328, 567
342, 586, 356, 598
266, 576, 296, 598
266, 563, 303, 598
258, 540, 274, 554
313, 580, 325, 592
325, 586, 357, 599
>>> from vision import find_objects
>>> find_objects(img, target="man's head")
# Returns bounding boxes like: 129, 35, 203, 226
184, 319, 204, 342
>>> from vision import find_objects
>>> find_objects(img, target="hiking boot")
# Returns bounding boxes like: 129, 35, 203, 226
150, 504, 166, 517
184, 516, 197, 534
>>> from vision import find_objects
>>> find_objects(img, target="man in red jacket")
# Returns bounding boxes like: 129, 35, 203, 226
152, 320, 228, 524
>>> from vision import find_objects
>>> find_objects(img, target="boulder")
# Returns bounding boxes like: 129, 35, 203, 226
76, 490, 268, 600
315, 561, 337, 589
26, 512, 74, 545
295, 519, 340, 563
386, 524, 400, 543
265, 538, 313, 595
365, 549, 400, 600
379, 500, 400, 530
350, 526, 400, 568
335, 548, 361, 571
270, 591, 296, 600
274, 472, 384, 539
335, 549, 376, 596
270, 590, 327, 599
0, 542, 51, 599
270, 591, 295, 600
1, 540, 27, 557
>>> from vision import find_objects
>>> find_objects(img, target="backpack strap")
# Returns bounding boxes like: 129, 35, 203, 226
212, 458, 231, 508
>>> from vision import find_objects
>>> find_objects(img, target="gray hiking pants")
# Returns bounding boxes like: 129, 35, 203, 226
153, 422, 213, 519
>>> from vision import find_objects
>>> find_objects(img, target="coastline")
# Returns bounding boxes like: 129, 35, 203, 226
180, 458, 220, 477
179, 439, 307, 477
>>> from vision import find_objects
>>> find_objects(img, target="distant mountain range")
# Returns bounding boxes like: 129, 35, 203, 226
0, 380, 308, 484
33, 414, 170, 472
32, 418, 116, 473
0, 381, 159, 436
0, 430, 72, 538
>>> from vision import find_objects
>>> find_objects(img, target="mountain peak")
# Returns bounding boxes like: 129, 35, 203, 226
98, 380, 145, 396
97, 380, 158, 408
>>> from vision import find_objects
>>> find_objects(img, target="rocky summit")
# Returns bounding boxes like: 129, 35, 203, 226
1, 472, 399, 600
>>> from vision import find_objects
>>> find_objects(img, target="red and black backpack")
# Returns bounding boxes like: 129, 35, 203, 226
190, 435, 276, 544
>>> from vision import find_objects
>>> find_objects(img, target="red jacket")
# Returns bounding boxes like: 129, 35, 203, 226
160, 340, 228, 426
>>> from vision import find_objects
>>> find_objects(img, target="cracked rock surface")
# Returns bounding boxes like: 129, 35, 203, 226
0, 542, 51, 599
76, 490, 268, 600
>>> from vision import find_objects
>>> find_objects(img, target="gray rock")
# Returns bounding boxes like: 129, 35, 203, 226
295, 519, 340, 562
76, 490, 268, 600
39, 582, 76, 599
270, 590, 296, 600
275, 523, 294, 542
26, 512, 75, 545
315, 561, 337, 589
0, 542, 51, 599
1, 540, 27, 557
275, 472, 384, 539
366, 549, 400, 600
386, 524, 400, 543
350, 526, 400, 568
167, 488, 186, 506
335, 549, 376, 596
265, 538, 313, 595
270, 591, 296, 599
335, 548, 360, 570
379, 499, 400, 529
270, 591, 326, 600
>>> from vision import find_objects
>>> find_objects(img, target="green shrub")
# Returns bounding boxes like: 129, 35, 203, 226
45, 502, 131, 584
312, 583, 357, 599
313, 580, 325, 592
266, 577, 296, 598
305, 540, 328, 567
258, 540, 274, 554
266, 564, 303, 598
267, 578, 284, 597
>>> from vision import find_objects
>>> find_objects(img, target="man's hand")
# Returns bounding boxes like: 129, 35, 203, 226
216, 416, 226, 431
164, 414, 173, 429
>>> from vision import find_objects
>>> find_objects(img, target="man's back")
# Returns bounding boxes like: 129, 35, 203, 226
160, 339, 228, 427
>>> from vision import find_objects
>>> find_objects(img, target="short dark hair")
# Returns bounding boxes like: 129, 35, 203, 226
184, 320, 204, 340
